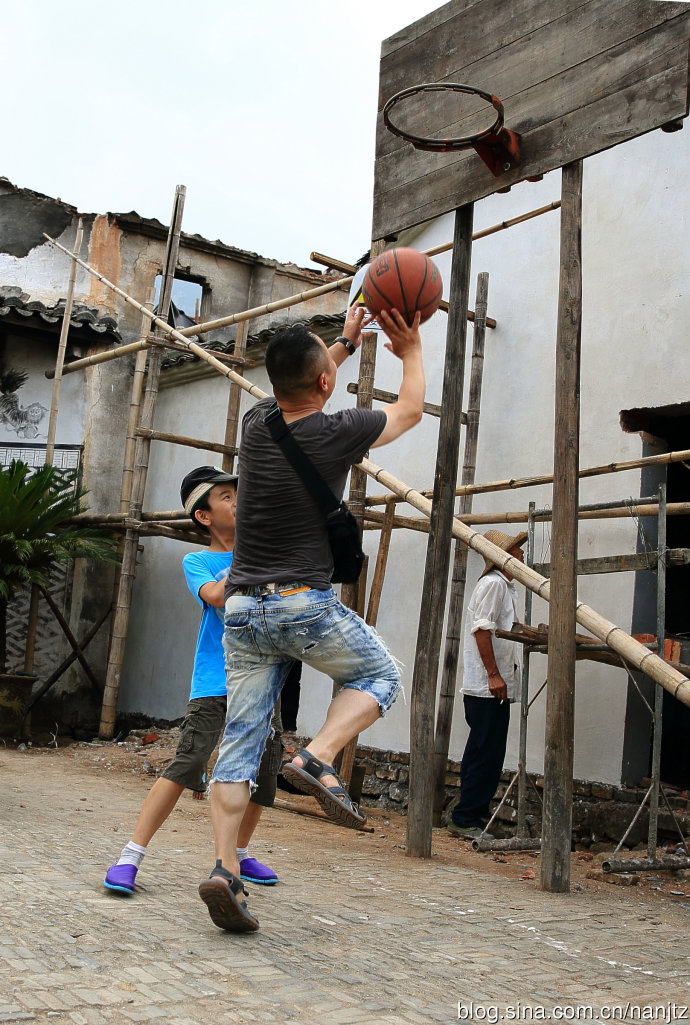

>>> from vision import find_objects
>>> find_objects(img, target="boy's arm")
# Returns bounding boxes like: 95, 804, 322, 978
183, 553, 229, 609
198, 577, 227, 608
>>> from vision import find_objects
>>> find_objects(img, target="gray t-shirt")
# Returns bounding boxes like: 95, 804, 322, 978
228, 397, 387, 590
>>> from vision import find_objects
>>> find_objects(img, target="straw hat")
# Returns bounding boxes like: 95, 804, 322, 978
479, 529, 528, 578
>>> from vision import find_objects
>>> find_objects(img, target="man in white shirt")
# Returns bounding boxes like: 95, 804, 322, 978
449, 529, 527, 840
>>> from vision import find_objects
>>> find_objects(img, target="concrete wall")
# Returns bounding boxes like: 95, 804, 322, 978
118, 124, 689, 786
0, 179, 347, 732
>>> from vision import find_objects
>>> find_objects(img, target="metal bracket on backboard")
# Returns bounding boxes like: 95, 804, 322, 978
472, 127, 521, 176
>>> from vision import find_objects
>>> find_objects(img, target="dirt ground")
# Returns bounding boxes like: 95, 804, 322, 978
8, 729, 690, 915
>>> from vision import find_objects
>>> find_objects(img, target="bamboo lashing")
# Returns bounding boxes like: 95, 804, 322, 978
359, 456, 690, 710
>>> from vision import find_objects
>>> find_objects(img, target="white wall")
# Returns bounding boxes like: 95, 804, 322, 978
119, 124, 689, 784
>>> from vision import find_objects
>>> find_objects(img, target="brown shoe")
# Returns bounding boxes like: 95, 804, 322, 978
198, 861, 260, 932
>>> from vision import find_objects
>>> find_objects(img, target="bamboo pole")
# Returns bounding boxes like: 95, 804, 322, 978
73, 510, 191, 524
346, 383, 450, 421
44, 232, 267, 400
20, 584, 40, 736
408, 203, 474, 860
365, 497, 397, 627
433, 270, 489, 824
334, 239, 387, 789
364, 447, 690, 508
44, 334, 253, 378
99, 186, 186, 739
311, 201, 560, 272
121, 293, 155, 514
358, 456, 690, 710
362, 501, 690, 534
40, 586, 102, 696
26, 607, 111, 713
222, 319, 249, 472
45, 219, 83, 463
73, 500, 690, 532
541, 161, 583, 894
134, 427, 236, 457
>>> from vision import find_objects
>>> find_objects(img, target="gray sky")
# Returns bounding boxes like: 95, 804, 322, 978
7, 0, 441, 268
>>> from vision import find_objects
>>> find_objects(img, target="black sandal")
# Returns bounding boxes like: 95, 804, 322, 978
283, 748, 367, 829
198, 860, 260, 932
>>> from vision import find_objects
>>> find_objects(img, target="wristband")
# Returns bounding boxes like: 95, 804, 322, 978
334, 335, 357, 356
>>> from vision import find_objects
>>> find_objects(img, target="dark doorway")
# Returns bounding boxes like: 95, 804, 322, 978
621, 403, 690, 787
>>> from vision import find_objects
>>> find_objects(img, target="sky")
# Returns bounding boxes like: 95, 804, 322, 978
6, 0, 442, 269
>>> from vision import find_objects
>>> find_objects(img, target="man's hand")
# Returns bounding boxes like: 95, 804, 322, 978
377, 308, 422, 360
487, 672, 508, 702
343, 304, 376, 350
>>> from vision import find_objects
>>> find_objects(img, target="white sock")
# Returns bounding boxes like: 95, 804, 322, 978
236, 846, 249, 862
117, 841, 147, 868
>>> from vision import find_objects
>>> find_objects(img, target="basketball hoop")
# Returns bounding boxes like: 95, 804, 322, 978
382, 82, 521, 177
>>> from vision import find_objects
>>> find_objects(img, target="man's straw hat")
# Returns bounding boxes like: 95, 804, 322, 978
479, 529, 528, 578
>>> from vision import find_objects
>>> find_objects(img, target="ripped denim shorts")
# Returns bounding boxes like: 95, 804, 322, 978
211, 587, 400, 787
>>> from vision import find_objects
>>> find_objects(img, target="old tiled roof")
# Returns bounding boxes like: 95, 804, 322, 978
0, 287, 121, 340
161, 312, 346, 370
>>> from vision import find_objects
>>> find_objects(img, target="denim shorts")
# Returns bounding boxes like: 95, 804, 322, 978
211, 587, 400, 787
162, 695, 282, 805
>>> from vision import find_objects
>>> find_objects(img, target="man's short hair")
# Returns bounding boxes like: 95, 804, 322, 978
265, 325, 329, 395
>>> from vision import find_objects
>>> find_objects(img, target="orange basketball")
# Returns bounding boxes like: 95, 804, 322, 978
361, 247, 443, 326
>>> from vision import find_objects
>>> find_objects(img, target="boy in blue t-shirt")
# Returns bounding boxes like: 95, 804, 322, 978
104, 466, 280, 894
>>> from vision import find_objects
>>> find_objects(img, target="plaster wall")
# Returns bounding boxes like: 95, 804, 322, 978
113, 126, 689, 785
121, 125, 688, 785
398, 125, 690, 785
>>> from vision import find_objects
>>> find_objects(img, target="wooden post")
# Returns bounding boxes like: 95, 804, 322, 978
45, 219, 83, 464
99, 186, 186, 739
121, 292, 155, 514
366, 496, 396, 627
432, 270, 489, 824
334, 242, 386, 787
540, 161, 583, 893
222, 320, 249, 472
408, 203, 474, 859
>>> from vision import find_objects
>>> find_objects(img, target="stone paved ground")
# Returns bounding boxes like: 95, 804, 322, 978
2, 747, 690, 1025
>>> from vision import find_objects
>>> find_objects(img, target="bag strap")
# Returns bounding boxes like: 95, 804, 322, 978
264, 403, 340, 518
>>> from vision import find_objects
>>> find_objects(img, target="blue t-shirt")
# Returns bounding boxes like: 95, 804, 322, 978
182, 549, 232, 699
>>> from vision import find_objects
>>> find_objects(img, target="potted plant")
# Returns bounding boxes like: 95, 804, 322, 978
0, 459, 120, 734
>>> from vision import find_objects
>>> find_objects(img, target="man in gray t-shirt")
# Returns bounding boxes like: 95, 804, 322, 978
199, 304, 425, 933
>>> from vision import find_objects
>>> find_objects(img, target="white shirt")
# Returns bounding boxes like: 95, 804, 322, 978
462, 569, 520, 700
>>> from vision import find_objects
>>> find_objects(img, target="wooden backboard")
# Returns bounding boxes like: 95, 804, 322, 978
372, 0, 690, 240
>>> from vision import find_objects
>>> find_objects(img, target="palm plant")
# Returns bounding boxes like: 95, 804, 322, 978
0, 459, 120, 675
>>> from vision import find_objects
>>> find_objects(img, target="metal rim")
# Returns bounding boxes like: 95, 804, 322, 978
382, 82, 505, 152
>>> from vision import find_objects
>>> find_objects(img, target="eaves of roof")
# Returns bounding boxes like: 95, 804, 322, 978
0, 288, 121, 340
160, 312, 346, 371
109, 211, 330, 280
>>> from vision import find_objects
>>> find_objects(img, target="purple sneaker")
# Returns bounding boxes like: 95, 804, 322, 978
239, 857, 278, 885
104, 863, 137, 894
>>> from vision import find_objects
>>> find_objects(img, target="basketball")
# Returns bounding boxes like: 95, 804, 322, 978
361, 247, 443, 326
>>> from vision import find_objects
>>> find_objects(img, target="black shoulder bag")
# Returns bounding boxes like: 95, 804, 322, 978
264, 403, 365, 585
